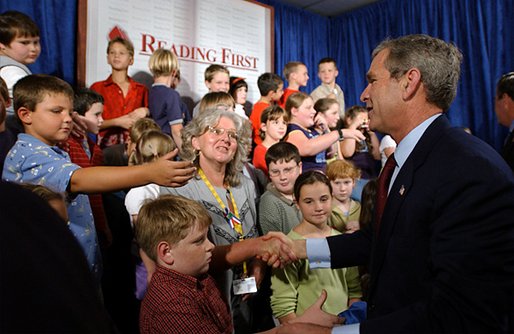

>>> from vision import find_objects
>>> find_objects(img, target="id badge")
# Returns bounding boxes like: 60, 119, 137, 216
233, 276, 257, 295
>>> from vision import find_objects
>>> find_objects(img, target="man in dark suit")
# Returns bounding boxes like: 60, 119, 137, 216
279, 35, 514, 334
495, 72, 514, 171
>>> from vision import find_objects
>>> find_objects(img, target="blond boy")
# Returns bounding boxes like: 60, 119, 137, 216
136, 195, 342, 334
136, 195, 232, 334
148, 48, 183, 150
278, 61, 309, 109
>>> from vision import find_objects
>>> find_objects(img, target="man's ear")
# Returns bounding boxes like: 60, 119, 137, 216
156, 241, 174, 266
17, 107, 32, 125
260, 122, 267, 133
298, 162, 303, 174
402, 68, 421, 100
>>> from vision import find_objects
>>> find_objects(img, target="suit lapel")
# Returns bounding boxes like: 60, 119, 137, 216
368, 115, 451, 294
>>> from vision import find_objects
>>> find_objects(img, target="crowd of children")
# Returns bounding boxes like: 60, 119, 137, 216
0, 9, 389, 334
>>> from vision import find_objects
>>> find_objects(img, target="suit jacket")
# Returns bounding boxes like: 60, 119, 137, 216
502, 130, 514, 172
327, 115, 514, 333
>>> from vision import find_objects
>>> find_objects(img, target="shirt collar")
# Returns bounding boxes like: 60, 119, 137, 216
103, 75, 136, 87
394, 113, 442, 170
156, 265, 207, 289
152, 83, 169, 87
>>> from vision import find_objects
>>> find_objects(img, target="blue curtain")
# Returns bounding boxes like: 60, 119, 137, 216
258, 0, 330, 93
0, 0, 77, 85
331, 0, 514, 150
2, 0, 513, 149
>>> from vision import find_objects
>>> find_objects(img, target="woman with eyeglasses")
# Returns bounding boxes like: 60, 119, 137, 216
161, 108, 279, 332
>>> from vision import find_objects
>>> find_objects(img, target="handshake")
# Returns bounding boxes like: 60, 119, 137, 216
255, 231, 305, 268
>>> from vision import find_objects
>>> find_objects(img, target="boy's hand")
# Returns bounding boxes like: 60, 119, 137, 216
257, 232, 298, 268
70, 112, 87, 138
117, 114, 137, 129
149, 149, 195, 187
129, 107, 149, 119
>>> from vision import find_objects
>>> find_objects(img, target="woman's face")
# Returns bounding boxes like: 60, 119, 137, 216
192, 116, 238, 167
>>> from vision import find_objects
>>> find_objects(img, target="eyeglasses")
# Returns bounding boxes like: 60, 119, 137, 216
207, 126, 238, 140
269, 165, 299, 177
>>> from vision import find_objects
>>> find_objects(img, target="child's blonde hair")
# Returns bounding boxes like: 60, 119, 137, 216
285, 91, 310, 118
135, 194, 212, 262
128, 118, 160, 143
131, 130, 175, 165
314, 98, 339, 114
199, 92, 235, 114
149, 48, 179, 77
326, 160, 361, 181
204, 64, 229, 82
283, 61, 306, 81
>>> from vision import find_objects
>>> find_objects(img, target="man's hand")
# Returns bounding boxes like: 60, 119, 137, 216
291, 289, 344, 327
257, 232, 298, 268
148, 150, 195, 187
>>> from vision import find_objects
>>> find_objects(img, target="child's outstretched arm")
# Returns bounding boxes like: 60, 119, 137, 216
69, 149, 195, 193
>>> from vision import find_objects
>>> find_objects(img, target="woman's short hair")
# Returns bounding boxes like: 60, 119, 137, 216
181, 109, 251, 187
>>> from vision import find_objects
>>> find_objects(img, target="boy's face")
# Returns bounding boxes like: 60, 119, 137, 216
291, 65, 309, 87
268, 159, 301, 196
0, 35, 41, 65
331, 177, 355, 203
262, 116, 287, 141
206, 72, 230, 93
19, 93, 73, 146
318, 62, 339, 85
107, 42, 133, 71
83, 102, 104, 134
169, 223, 214, 277
270, 83, 284, 101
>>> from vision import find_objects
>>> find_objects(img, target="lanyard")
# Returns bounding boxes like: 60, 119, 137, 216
198, 168, 248, 276
198, 169, 243, 236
